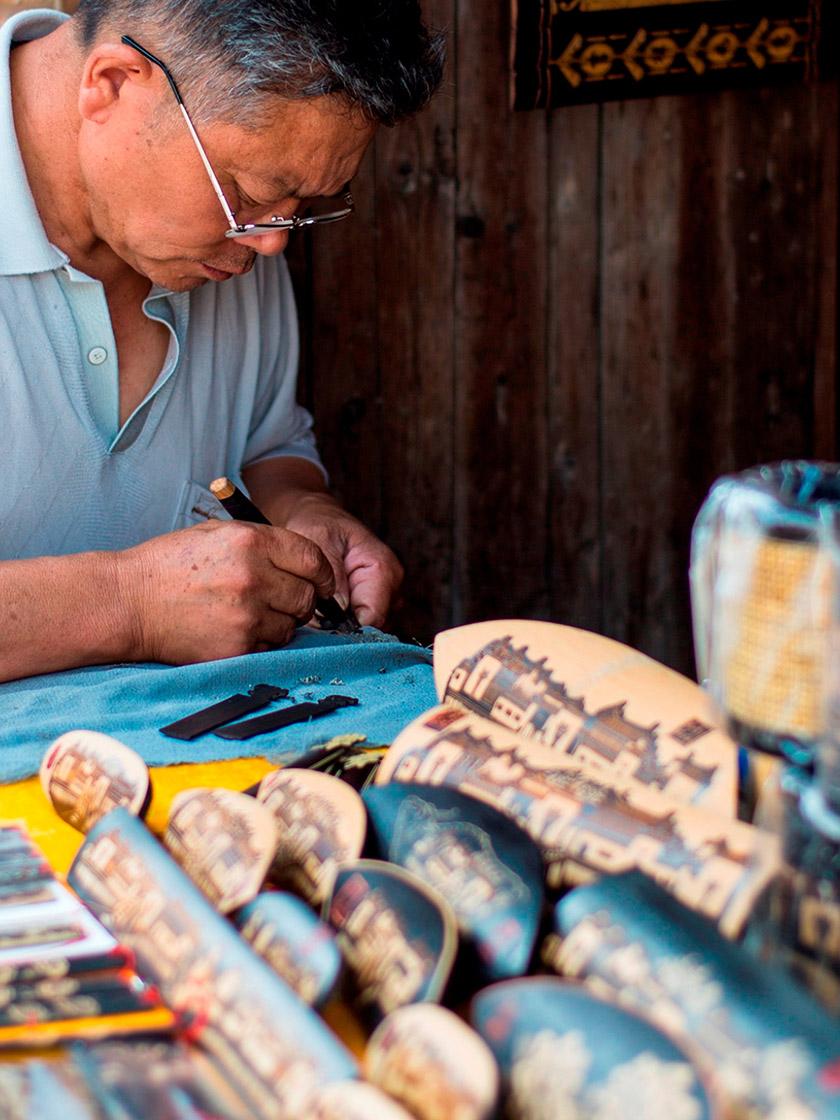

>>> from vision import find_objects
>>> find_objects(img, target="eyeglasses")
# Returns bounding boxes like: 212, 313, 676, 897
121, 36, 355, 240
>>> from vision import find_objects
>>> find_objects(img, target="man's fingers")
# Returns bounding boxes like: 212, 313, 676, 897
329, 562, 351, 611
263, 527, 335, 599
255, 608, 299, 649
264, 572, 318, 623
348, 561, 402, 630
354, 603, 384, 629
277, 507, 403, 627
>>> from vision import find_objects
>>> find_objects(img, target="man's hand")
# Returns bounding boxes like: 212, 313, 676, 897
117, 518, 335, 664
284, 494, 404, 629
243, 458, 404, 629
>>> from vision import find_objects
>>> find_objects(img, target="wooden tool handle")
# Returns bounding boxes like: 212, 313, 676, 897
210, 477, 271, 526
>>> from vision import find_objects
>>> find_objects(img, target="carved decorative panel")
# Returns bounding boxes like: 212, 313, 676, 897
511, 0, 833, 107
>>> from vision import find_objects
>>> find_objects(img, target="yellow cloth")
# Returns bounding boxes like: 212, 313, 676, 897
0, 757, 276, 875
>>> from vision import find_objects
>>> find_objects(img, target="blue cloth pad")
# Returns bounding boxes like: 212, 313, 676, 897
0, 628, 435, 783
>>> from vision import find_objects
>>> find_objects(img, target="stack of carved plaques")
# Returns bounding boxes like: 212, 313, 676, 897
544, 872, 839, 1119
365, 620, 838, 1117
0, 817, 173, 1053
21, 620, 840, 1117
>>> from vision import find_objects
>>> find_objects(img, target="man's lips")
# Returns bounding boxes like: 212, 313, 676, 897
199, 256, 255, 281
201, 263, 244, 280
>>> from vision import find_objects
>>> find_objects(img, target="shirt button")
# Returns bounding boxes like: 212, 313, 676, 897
87, 347, 108, 366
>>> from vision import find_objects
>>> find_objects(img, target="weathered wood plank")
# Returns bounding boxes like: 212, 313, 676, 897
375, 0, 457, 643
600, 83, 837, 674
297, 153, 383, 531
546, 103, 603, 634
723, 84, 829, 467
289, 5, 837, 661
600, 94, 688, 668
453, 0, 551, 626
811, 80, 838, 461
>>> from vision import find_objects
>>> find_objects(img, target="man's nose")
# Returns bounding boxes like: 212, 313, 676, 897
236, 229, 291, 256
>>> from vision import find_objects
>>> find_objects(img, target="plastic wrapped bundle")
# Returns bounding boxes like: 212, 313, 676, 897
691, 462, 840, 995
690, 461, 840, 767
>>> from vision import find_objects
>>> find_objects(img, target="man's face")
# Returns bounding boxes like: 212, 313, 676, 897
78, 86, 375, 291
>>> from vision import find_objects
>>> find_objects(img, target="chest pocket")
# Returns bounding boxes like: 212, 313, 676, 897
171, 480, 230, 531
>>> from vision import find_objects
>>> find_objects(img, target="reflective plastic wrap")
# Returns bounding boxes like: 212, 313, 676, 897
690, 461, 840, 766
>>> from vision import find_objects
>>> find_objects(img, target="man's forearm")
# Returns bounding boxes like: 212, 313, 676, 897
0, 552, 132, 683
241, 457, 337, 527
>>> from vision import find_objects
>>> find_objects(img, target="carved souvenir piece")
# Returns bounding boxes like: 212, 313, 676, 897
309, 1081, 415, 1120
68, 809, 358, 1120
741, 770, 840, 1006
434, 620, 737, 816
0, 1040, 250, 1120
0, 826, 52, 909
363, 784, 543, 984
164, 788, 277, 914
548, 872, 840, 1119
71, 1037, 251, 1120
376, 705, 779, 938
0, 825, 39, 859
160, 684, 289, 740
366, 1004, 499, 1120
0, 970, 173, 1045
0, 1059, 102, 1120
0, 825, 125, 975
234, 892, 343, 1008
767, 836, 840, 997
273, 736, 387, 791
324, 860, 457, 1025
0, 896, 123, 973
215, 695, 359, 740
257, 769, 367, 906
40, 730, 150, 833
472, 978, 714, 1120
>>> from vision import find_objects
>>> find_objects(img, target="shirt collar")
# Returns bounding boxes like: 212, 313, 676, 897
0, 11, 71, 276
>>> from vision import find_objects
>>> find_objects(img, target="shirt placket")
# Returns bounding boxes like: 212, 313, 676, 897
56, 267, 184, 453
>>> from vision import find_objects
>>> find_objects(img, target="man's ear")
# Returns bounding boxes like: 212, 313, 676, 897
78, 41, 156, 124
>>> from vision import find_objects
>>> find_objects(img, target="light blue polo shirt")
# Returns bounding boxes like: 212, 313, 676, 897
0, 10, 324, 560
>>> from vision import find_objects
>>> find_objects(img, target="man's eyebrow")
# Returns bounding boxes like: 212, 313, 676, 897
271, 175, 350, 199
247, 173, 349, 200
239, 172, 298, 198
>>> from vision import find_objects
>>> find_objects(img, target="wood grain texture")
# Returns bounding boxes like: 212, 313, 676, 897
600, 83, 837, 672
294, 154, 382, 531
813, 80, 839, 461
453, 0, 551, 627
600, 95, 688, 667
547, 104, 602, 634
375, 0, 457, 643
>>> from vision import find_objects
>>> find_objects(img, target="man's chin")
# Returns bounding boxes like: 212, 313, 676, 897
132, 250, 254, 292
138, 264, 210, 293
162, 274, 210, 293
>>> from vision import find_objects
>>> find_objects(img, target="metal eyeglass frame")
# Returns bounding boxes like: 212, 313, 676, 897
121, 35, 354, 240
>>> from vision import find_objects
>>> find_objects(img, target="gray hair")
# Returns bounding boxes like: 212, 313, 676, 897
74, 0, 445, 127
